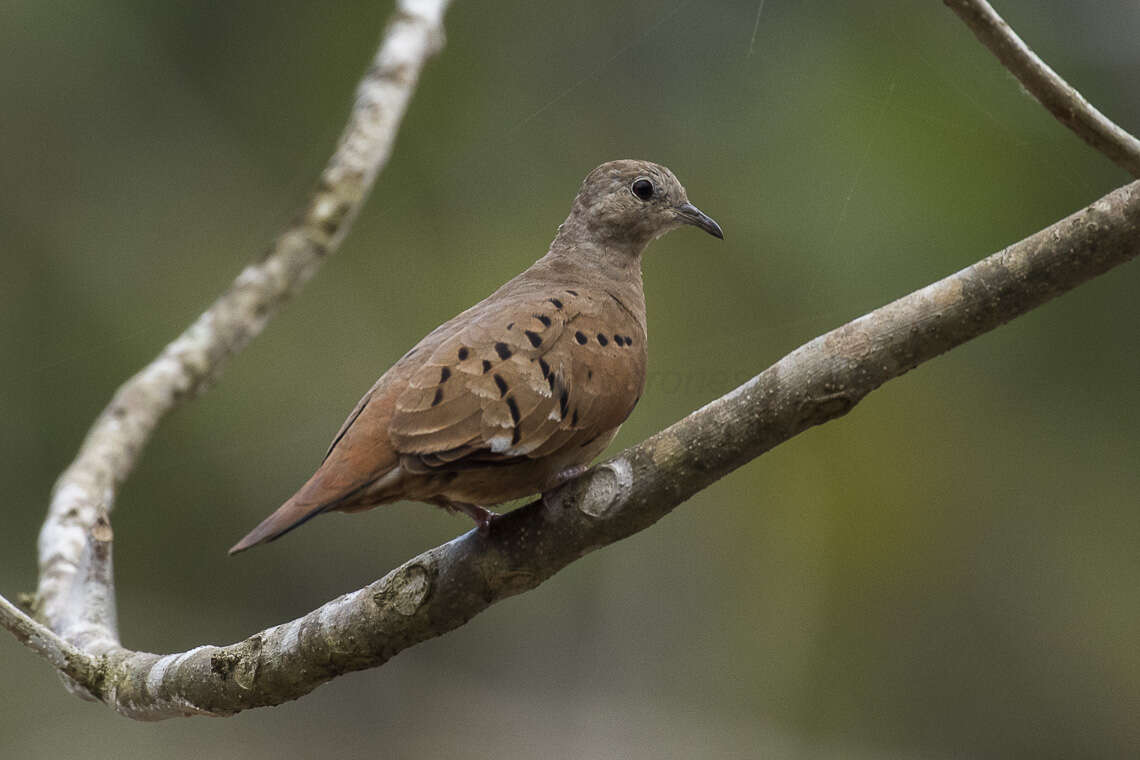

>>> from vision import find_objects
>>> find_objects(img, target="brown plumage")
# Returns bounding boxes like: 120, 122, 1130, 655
229, 160, 723, 554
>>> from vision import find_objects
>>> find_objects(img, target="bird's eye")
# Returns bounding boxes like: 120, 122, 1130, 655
631, 178, 654, 201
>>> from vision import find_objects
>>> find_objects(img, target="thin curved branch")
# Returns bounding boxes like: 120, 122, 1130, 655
30, 0, 452, 646
945, 0, 1140, 178
0, 595, 95, 686
6, 179, 1138, 719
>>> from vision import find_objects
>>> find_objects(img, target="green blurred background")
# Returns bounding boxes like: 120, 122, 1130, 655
2, 1, 1138, 757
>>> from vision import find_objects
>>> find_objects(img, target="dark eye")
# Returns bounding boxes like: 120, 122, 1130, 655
631, 178, 654, 201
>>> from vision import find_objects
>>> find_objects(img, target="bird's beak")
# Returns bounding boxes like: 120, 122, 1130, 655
675, 202, 724, 240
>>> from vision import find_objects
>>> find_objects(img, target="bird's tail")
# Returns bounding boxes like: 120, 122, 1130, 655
227, 495, 326, 554
228, 464, 394, 554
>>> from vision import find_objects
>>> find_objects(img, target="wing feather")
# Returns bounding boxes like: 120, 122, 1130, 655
389, 288, 642, 471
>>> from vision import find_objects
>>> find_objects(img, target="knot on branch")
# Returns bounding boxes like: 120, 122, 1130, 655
211, 636, 262, 691
577, 459, 634, 518
798, 390, 857, 427
90, 511, 113, 545
374, 563, 432, 616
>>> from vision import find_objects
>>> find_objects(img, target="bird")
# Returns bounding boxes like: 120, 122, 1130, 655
229, 159, 723, 554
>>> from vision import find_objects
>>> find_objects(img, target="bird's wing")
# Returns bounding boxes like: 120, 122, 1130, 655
389, 287, 644, 471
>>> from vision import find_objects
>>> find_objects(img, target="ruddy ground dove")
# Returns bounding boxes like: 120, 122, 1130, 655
230, 160, 723, 554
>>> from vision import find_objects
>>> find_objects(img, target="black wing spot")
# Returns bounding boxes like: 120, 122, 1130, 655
574, 331, 587, 345
538, 357, 550, 379
559, 389, 569, 419
458, 347, 469, 361
548, 297, 563, 309
566, 289, 579, 296
511, 426, 521, 446
440, 367, 451, 383
613, 335, 625, 347
623, 335, 634, 346
494, 342, 512, 360
493, 374, 509, 397
506, 396, 521, 425
482, 359, 492, 373
596, 333, 609, 346
571, 408, 579, 426
534, 313, 552, 327
587, 368, 593, 380
524, 330, 543, 347
507, 322, 514, 330
431, 388, 444, 407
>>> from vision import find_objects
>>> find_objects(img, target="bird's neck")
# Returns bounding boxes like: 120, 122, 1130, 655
537, 233, 647, 331
551, 209, 653, 258
546, 225, 644, 276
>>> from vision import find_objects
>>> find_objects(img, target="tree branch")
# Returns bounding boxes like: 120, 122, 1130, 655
0, 594, 96, 688
9, 178, 1139, 719
6, 0, 452, 711
945, 0, 1140, 178
3, 0, 1138, 722
31, 0, 452, 643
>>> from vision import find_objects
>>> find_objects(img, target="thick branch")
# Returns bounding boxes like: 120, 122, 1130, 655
9, 180, 1136, 720
945, 0, 1140, 177
31, 0, 452, 646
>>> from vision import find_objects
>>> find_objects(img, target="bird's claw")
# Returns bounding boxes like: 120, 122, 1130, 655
446, 501, 499, 532
551, 465, 589, 487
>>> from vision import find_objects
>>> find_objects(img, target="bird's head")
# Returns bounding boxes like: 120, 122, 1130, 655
559, 159, 723, 253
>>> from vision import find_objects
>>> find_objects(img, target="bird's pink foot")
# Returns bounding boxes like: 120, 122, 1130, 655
447, 501, 499, 532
